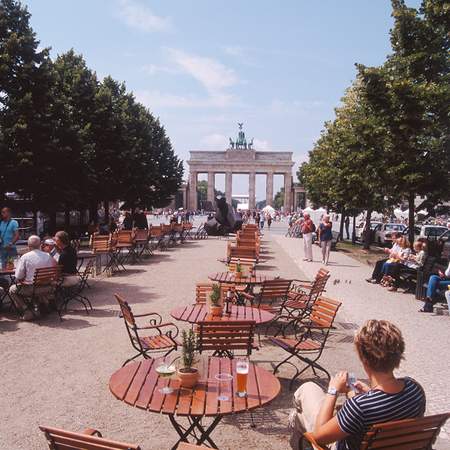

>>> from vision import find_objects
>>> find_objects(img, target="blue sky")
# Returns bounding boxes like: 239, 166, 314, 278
23, 0, 420, 199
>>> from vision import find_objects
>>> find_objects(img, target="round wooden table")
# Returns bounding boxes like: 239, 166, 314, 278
208, 272, 271, 285
109, 357, 280, 449
171, 303, 274, 325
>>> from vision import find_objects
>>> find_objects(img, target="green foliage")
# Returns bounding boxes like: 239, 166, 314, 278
181, 329, 197, 369
0, 1, 183, 214
209, 283, 221, 306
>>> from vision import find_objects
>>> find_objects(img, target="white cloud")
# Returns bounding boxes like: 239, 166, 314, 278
117, 0, 172, 33
135, 90, 234, 109
166, 48, 238, 95
253, 139, 270, 150
142, 64, 179, 76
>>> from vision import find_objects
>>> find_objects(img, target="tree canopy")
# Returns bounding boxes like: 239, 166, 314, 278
0, 0, 183, 222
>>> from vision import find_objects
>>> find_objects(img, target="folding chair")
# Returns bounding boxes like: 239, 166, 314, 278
57, 259, 95, 316
302, 412, 450, 450
275, 270, 330, 336
12, 266, 62, 319
197, 320, 257, 358
39, 425, 141, 450
115, 230, 137, 265
115, 294, 179, 366
134, 228, 153, 258
270, 297, 341, 389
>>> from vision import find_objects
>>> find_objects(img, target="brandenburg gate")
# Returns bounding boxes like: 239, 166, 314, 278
185, 124, 300, 212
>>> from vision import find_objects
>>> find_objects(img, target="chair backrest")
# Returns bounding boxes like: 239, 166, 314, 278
40, 425, 141, 450
361, 413, 450, 449
33, 266, 61, 287
195, 283, 226, 304
315, 268, 330, 280
115, 293, 136, 327
134, 228, 149, 241
116, 230, 134, 245
260, 279, 292, 301
308, 272, 330, 301
228, 261, 255, 276
229, 245, 257, 260
308, 297, 341, 330
90, 234, 111, 253
197, 320, 256, 356
304, 413, 450, 450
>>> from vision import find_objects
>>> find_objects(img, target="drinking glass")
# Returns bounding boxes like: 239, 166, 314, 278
236, 358, 249, 398
215, 373, 233, 401
156, 357, 177, 395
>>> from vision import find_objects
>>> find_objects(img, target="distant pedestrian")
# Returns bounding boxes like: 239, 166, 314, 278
318, 215, 333, 265
259, 213, 265, 229
0, 207, 19, 269
301, 213, 315, 262
267, 214, 272, 229
345, 216, 350, 240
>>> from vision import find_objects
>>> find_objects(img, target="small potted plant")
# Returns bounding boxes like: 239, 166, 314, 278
235, 261, 243, 280
177, 329, 199, 388
209, 283, 223, 317
6, 256, 15, 270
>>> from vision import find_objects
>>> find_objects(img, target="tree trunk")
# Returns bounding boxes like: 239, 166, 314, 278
49, 210, 57, 235
339, 209, 345, 240
64, 209, 70, 230
103, 200, 109, 222
89, 202, 98, 224
363, 208, 373, 250
351, 214, 357, 244
408, 192, 415, 248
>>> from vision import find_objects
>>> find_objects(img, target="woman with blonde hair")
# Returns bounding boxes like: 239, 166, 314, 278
379, 236, 411, 291
289, 320, 426, 450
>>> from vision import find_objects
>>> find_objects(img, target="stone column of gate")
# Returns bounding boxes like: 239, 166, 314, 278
284, 172, 292, 212
225, 171, 233, 204
266, 171, 274, 206
207, 171, 215, 204
188, 171, 198, 210
249, 172, 256, 210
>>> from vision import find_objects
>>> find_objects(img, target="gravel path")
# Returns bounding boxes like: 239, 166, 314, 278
1, 225, 449, 449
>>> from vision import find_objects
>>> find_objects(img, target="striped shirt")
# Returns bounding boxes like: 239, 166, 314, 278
336, 377, 426, 450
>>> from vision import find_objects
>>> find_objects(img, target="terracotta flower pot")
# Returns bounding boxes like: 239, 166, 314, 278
210, 305, 223, 317
178, 367, 199, 388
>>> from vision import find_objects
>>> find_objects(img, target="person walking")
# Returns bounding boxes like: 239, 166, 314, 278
301, 213, 315, 262
259, 213, 265, 230
267, 214, 272, 229
344, 216, 350, 240
318, 215, 333, 265
0, 207, 19, 269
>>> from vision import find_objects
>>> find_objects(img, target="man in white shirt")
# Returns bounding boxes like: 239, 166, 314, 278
9, 235, 56, 320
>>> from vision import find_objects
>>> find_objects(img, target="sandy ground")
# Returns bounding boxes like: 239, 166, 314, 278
1, 224, 449, 449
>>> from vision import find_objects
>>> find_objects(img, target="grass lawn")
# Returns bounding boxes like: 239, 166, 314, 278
336, 240, 385, 267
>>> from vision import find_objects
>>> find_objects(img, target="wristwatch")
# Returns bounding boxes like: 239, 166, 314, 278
327, 387, 338, 396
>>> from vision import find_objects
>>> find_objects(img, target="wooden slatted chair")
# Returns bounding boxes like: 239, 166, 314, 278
275, 270, 331, 335
115, 294, 179, 366
90, 233, 121, 275
243, 278, 292, 312
195, 282, 227, 305
115, 230, 137, 264
270, 297, 341, 389
58, 259, 95, 316
197, 320, 257, 357
13, 265, 62, 319
150, 225, 168, 250
39, 425, 141, 450
134, 228, 153, 258
302, 412, 450, 450
227, 242, 258, 263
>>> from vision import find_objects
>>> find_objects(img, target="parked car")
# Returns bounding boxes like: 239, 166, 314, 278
355, 221, 382, 241
438, 229, 450, 259
403, 225, 448, 240
374, 223, 406, 245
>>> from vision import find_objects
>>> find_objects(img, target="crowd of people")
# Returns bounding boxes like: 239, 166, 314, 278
366, 232, 450, 312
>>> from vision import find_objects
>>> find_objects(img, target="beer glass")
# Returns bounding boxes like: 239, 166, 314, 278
215, 373, 233, 401
236, 357, 249, 397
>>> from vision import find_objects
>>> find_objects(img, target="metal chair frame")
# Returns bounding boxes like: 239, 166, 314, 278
115, 294, 179, 366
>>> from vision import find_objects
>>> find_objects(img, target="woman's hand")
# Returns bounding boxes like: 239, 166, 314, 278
329, 371, 349, 393
353, 380, 370, 394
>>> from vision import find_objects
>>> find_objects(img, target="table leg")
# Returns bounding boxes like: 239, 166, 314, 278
168, 414, 222, 449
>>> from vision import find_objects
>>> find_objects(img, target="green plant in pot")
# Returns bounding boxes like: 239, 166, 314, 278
235, 259, 243, 279
209, 283, 223, 316
177, 329, 199, 388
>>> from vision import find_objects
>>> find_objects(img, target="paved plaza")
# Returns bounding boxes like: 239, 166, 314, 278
1, 223, 449, 449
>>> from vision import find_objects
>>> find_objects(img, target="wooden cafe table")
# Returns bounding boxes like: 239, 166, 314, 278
109, 356, 280, 449
171, 303, 274, 325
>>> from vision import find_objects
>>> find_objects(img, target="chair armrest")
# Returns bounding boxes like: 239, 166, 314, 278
302, 433, 328, 450
134, 312, 162, 322
138, 322, 180, 339
83, 428, 102, 437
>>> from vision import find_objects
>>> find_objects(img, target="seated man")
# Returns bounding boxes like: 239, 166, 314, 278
420, 260, 450, 313
9, 235, 56, 320
42, 237, 59, 259
54, 230, 78, 287
289, 320, 425, 450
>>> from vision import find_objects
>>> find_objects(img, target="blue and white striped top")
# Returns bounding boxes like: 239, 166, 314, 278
336, 377, 426, 450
